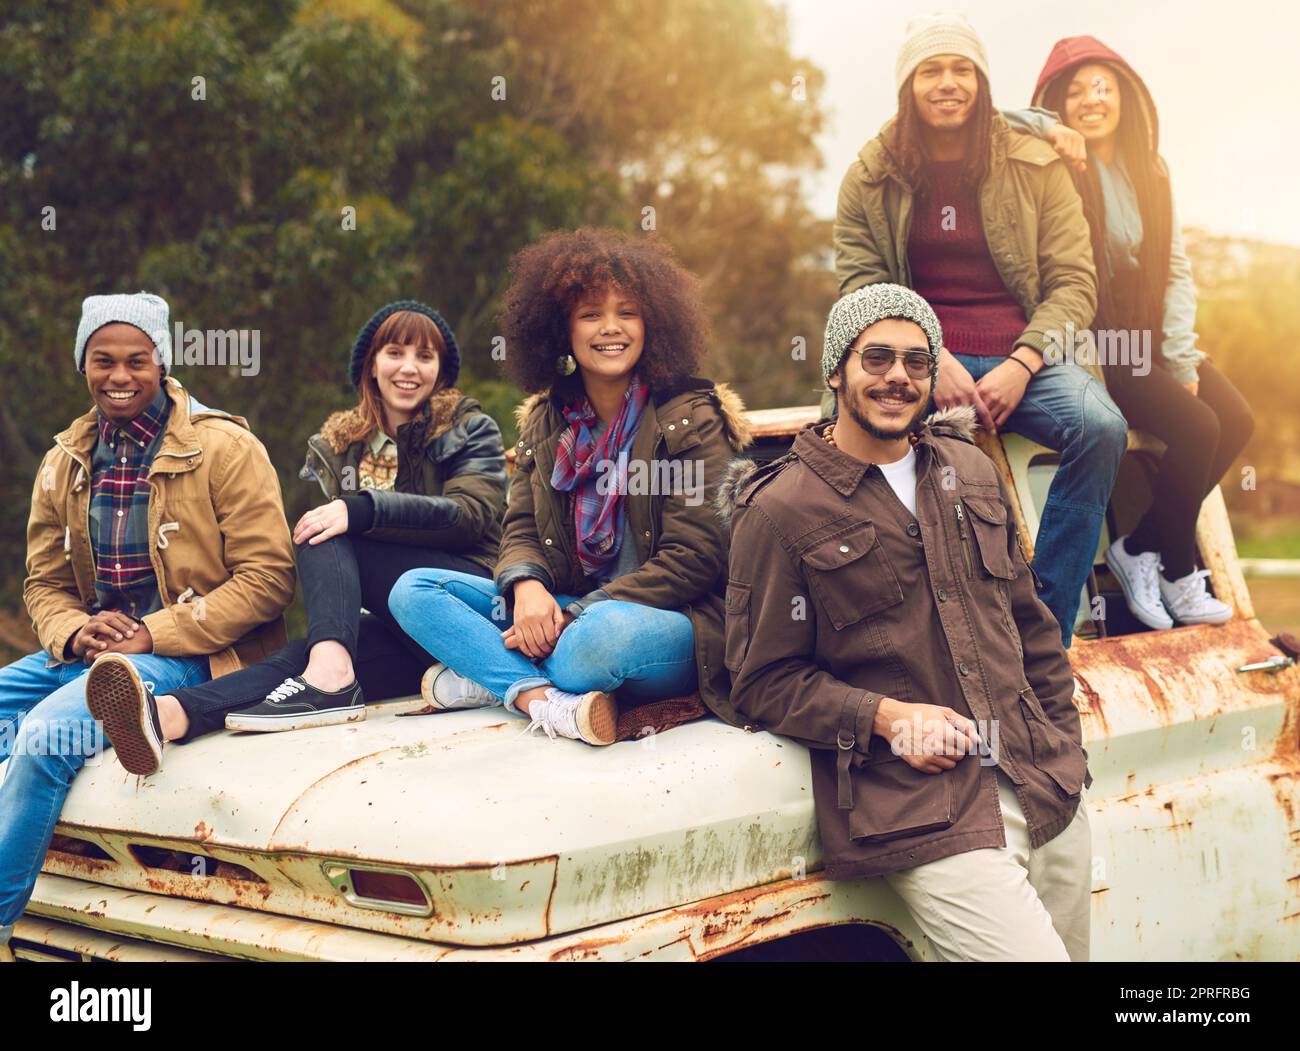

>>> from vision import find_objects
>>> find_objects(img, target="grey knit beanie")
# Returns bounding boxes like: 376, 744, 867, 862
823, 284, 943, 386
895, 12, 990, 93
74, 292, 172, 373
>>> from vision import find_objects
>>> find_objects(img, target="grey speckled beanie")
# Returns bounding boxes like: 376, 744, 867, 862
75, 292, 172, 373
823, 283, 943, 387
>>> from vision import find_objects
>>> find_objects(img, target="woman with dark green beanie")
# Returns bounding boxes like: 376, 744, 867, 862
86, 301, 507, 764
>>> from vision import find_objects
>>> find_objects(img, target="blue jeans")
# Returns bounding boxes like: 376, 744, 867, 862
955, 354, 1128, 646
0, 650, 210, 926
388, 569, 697, 711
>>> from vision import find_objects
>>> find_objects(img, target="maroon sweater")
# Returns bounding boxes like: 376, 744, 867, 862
908, 160, 1026, 357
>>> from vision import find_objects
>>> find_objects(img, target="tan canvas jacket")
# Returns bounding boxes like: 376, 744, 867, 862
24, 377, 296, 678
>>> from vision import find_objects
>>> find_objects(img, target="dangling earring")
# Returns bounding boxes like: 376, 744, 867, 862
555, 354, 577, 376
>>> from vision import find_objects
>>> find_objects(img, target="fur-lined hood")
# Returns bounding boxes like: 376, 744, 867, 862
513, 380, 753, 452
715, 403, 979, 524
316, 387, 468, 455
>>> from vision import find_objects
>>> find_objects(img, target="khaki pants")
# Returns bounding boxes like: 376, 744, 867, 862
884, 769, 1092, 962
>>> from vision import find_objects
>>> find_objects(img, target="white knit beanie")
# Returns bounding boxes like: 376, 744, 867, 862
895, 12, 990, 93
74, 292, 172, 373
823, 284, 943, 386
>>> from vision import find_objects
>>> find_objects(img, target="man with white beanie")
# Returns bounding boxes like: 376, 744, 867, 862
0, 292, 295, 959
831, 12, 1128, 648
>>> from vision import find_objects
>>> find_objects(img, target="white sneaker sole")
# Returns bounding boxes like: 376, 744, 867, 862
1104, 546, 1174, 630
421, 663, 498, 711
225, 705, 366, 733
1167, 606, 1234, 626
575, 691, 619, 746
85, 653, 163, 776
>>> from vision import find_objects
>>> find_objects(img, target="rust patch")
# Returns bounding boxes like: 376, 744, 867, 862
1073, 670, 1108, 736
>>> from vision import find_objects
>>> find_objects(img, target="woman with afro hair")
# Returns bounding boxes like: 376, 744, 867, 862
390, 228, 752, 745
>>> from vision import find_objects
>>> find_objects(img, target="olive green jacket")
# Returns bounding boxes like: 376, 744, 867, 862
496, 379, 752, 725
827, 113, 1100, 413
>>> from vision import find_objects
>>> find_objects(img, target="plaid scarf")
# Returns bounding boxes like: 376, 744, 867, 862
89, 387, 170, 617
550, 375, 650, 578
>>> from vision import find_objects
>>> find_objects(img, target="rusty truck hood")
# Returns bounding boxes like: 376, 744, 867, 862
46, 702, 817, 947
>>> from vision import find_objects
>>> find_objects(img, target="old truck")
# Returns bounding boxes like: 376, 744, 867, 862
10, 407, 1300, 961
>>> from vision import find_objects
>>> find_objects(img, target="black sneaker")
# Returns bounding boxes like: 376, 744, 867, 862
86, 653, 165, 775
225, 676, 366, 733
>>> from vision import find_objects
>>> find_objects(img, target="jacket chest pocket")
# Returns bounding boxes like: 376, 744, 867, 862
958, 492, 1017, 580
800, 520, 903, 631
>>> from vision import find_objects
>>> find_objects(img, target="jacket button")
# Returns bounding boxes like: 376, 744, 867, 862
938, 588, 947, 602
907, 522, 919, 537
959, 662, 970, 676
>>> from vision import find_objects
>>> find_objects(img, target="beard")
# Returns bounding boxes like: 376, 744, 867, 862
839, 380, 931, 441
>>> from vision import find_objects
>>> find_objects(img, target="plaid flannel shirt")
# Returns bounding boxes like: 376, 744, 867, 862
88, 387, 171, 618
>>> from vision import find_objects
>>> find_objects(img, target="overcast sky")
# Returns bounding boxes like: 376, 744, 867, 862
781, 0, 1300, 245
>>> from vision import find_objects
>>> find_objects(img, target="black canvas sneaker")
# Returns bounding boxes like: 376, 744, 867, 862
225, 676, 365, 733
85, 653, 165, 775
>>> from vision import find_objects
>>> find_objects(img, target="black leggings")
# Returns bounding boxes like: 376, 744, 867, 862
1104, 360, 1254, 579
170, 535, 489, 741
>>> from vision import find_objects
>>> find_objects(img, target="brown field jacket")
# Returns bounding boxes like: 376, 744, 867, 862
496, 378, 752, 725
25, 377, 295, 678
719, 406, 1091, 880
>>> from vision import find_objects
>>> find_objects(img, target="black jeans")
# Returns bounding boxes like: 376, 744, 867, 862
1105, 360, 1254, 579
170, 535, 488, 741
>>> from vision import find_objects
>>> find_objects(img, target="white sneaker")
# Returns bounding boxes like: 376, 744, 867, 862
1104, 536, 1174, 630
1160, 568, 1233, 625
420, 663, 500, 710
522, 688, 618, 746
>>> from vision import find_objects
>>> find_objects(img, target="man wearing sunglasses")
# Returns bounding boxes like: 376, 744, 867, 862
829, 13, 1128, 646
721, 284, 1093, 961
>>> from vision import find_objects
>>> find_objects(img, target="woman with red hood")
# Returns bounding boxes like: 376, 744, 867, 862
1031, 37, 1254, 632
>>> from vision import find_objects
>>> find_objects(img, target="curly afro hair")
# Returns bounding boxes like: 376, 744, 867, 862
499, 227, 711, 399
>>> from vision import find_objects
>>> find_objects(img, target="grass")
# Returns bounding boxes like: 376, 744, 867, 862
1230, 515, 1300, 560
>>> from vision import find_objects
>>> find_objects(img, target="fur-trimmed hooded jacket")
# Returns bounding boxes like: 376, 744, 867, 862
497, 378, 752, 725
300, 388, 506, 571
717, 406, 1091, 881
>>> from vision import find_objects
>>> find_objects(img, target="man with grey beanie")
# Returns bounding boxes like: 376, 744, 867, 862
831, 12, 1127, 647
0, 292, 294, 960
721, 283, 1093, 962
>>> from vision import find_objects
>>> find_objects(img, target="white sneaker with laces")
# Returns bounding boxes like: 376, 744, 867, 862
522, 688, 618, 746
1160, 568, 1233, 625
1104, 536, 1173, 630
420, 663, 500, 710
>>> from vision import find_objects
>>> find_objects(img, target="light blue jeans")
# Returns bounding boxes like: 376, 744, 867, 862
956, 354, 1128, 646
388, 569, 697, 710
0, 650, 210, 926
